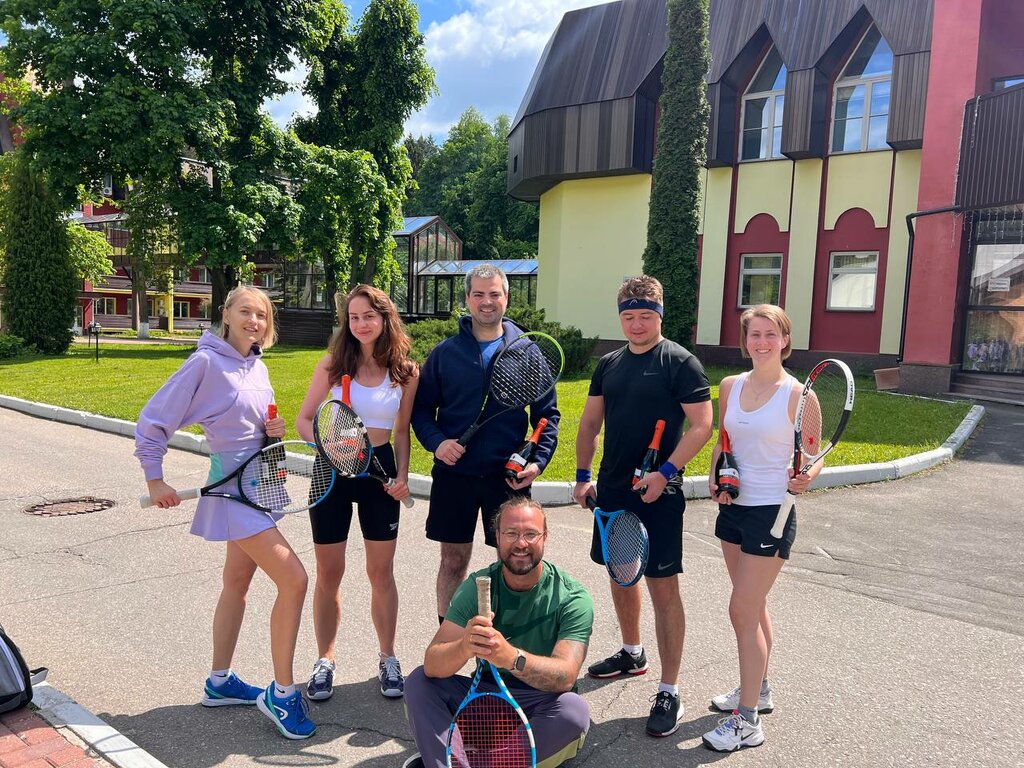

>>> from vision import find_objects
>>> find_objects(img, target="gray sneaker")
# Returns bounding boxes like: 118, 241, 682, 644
378, 655, 405, 698
702, 712, 765, 752
306, 658, 335, 701
710, 685, 774, 713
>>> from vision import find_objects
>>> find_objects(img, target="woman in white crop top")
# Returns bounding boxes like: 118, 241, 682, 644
701, 305, 823, 753
296, 284, 419, 701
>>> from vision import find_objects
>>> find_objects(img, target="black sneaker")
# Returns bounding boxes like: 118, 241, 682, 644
587, 648, 649, 679
646, 691, 683, 737
401, 754, 424, 768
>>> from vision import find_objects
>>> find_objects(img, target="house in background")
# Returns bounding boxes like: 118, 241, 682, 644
509, 0, 1024, 397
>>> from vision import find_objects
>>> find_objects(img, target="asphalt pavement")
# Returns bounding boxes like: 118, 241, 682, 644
1, 404, 1022, 768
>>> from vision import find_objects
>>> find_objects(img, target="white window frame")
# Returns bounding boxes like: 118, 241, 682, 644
994, 75, 1024, 90
740, 49, 786, 162
830, 27, 892, 154
737, 253, 783, 308
173, 300, 190, 319
196, 266, 210, 283
827, 250, 879, 312
96, 297, 117, 315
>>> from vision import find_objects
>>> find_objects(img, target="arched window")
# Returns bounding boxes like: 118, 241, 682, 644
740, 47, 787, 161
831, 26, 893, 153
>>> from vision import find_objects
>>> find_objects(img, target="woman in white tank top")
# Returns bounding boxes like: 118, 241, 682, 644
296, 284, 419, 702
701, 305, 823, 753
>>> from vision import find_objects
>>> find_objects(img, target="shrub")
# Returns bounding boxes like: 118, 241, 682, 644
0, 334, 36, 359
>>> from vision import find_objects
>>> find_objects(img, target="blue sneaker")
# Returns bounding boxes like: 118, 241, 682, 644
201, 672, 262, 707
378, 655, 404, 698
306, 658, 335, 701
257, 685, 316, 740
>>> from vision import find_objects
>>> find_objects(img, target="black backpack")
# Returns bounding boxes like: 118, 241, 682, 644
0, 623, 47, 714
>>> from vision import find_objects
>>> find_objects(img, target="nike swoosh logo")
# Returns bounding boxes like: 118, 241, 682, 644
657, 562, 673, 570
759, 543, 774, 549
643, 371, 658, 376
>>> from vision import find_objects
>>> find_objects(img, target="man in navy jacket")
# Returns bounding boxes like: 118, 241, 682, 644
412, 264, 560, 625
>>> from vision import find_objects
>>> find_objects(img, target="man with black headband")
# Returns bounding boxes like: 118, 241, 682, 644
572, 275, 713, 737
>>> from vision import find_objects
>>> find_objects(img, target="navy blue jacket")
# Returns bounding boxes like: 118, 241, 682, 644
411, 316, 560, 477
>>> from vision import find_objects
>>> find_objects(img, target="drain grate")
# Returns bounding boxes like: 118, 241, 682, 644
24, 497, 116, 517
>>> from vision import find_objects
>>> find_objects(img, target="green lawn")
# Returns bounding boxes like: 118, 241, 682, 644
1, 343, 973, 480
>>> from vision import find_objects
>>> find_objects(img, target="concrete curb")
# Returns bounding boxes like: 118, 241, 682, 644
32, 682, 170, 768
0, 394, 986, 505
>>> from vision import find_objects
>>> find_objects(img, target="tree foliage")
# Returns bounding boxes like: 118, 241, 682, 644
0, 155, 76, 353
642, 0, 709, 347
66, 222, 114, 285
407, 109, 538, 260
403, 133, 438, 179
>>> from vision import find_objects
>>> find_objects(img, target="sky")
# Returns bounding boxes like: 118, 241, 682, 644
265, 0, 603, 141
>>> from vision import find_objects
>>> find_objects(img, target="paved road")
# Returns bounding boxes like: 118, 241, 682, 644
1, 404, 1021, 768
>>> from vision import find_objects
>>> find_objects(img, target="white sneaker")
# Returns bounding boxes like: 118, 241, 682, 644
710, 685, 774, 713
702, 712, 765, 752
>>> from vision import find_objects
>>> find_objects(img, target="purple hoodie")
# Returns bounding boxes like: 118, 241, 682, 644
135, 331, 274, 482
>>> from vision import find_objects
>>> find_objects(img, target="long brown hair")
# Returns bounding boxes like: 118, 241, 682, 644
327, 284, 417, 387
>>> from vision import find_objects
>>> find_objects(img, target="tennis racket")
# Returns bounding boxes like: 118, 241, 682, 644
446, 576, 537, 768
769, 359, 855, 539
313, 397, 414, 509
585, 497, 649, 588
458, 332, 564, 447
139, 440, 335, 514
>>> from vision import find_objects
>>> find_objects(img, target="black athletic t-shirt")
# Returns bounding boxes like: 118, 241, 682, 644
589, 339, 711, 492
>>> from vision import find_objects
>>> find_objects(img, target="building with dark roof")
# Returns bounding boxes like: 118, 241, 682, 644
510, 0, 1024, 396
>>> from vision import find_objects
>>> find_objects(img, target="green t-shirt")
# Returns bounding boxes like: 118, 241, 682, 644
447, 561, 594, 688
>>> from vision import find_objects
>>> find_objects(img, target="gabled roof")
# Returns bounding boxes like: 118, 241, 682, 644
394, 216, 441, 236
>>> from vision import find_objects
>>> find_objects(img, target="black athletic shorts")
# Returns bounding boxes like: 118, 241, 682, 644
590, 484, 685, 577
426, 465, 530, 547
715, 502, 797, 559
309, 443, 401, 544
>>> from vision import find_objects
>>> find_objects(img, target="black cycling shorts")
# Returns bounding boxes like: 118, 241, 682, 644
309, 443, 401, 544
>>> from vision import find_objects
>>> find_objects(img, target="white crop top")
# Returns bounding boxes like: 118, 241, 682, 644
721, 372, 800, 506
331, 373, 402, 430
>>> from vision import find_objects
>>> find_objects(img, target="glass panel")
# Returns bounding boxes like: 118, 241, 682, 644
832, 118, 863, 152
834, 85, 865, 120
830, 272, 877, 310
742, 128, 767, 160
870, 80, 891, 116
773, 95, 785, 127
832, 252, 877, 270
437, 278, 452, 313
842, 27, 892, 79
772, 126, 783, 158
744, 254, 782, 270
867, 116, 889, 149
963, 311, 1024, 373
995, 76, 1024, 90
741, 273, 781, 306
749, 48, 786, 93
969, 243, 1024, 307
743, 97, 770, 130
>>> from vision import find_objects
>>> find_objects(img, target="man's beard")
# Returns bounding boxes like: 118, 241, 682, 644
501, 550, 542, 576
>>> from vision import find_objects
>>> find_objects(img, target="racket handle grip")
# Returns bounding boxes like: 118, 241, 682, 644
139, 487, 201, 508
456, 426, 477, 447
770, 494, 795, 539
476, 576, 491, 617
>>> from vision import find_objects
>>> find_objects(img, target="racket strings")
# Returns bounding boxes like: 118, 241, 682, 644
800, 367, 851, 459
451, 695, 532, 768
240, 442, 334, 513
605, 513, 648, 585
315, 403, 372, 476
490, 336, 563, 408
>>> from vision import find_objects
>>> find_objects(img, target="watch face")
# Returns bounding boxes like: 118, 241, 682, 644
514, 653, 526, 672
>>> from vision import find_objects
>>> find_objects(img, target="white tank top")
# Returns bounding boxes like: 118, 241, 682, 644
721, 372, 800, 505
331, 373, 402, 430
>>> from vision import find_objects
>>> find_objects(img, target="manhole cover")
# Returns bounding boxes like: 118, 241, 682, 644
24, 497, 116, 517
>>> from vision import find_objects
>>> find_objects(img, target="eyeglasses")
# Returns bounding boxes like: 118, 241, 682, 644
499, 529, 545, 544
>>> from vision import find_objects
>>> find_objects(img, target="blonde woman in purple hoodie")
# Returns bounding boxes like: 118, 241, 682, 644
135, 285, 315, 740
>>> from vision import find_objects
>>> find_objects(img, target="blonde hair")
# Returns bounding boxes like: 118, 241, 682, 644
739, 304, 792, 360
617, 275, 664, 305
217, 285, 277, 350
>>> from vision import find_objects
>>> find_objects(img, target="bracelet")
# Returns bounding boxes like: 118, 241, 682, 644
575, 468, 592, 483
658, 461, 679, 481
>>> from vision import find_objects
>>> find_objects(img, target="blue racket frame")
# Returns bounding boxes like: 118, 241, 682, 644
586, 497, 650, 588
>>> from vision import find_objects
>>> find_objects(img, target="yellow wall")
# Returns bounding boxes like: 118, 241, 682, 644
537, 175, 651, 340
824, 151, 894, 230
786, 159, 824, 350
695, 167, 733, 345
880, 150, 921, 354
734, 160, 792, 233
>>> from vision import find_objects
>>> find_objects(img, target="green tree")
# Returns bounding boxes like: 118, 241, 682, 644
642, 0, 710, 346
0, 155, 76, 353
403, 133, 439, 179
295, 0, 434, 291
67, 223, 114, 285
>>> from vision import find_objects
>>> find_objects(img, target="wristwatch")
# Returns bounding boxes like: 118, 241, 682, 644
512, 648, 527, 673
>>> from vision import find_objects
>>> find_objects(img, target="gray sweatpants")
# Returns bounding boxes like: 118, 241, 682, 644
405, 665, 591, 767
